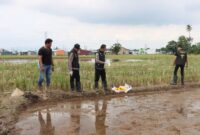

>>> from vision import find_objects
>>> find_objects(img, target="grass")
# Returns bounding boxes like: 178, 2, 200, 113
0, 54, 200, 92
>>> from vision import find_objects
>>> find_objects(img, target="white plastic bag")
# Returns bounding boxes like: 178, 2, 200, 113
112, 84, 133, 93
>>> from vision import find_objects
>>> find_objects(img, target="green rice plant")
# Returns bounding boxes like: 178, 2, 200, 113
0, 54, 200, 92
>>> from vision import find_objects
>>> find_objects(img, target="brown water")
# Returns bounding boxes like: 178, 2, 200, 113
13, 89, 200, 135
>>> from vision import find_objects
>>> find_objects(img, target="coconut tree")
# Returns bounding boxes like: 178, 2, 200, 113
186, 24, 192, 42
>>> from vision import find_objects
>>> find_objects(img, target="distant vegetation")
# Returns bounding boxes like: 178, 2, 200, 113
160, 24, 200, 54
111, 42, 122, 55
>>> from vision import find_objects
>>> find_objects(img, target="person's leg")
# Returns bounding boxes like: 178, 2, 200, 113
180, 65, 185, 85
171, 65, 179, 85
95, 69, 100, 90
70, 70, 75, 91
46, 65, 52, 88
75, 70, 81, 92
101, 69, 108, 91
38, 67, 45, 89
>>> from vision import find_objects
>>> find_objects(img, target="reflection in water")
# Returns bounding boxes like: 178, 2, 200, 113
38, 109, 55, 135
69, 102, 81, 135
15, 90, 200, 135
95, 99, 107, 135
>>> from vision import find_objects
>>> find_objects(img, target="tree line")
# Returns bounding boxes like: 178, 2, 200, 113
160, 25, 200, 54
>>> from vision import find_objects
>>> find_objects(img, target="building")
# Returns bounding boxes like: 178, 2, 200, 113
79, 49, 92, 55
0, 49, 12, 55
27, 51, 37, 55
130, 49, 139, 55
118, 47, 131, 55
146, 49, 156, 54
54, 49, 65, 56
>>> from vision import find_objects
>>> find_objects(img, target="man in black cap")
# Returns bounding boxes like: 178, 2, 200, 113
68, 44, 82, 92
38, 38, 54, 91
171, 45, 188, 85
95, 44, 109, 94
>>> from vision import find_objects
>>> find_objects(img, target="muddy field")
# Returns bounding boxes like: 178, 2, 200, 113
11, 88, 200, 135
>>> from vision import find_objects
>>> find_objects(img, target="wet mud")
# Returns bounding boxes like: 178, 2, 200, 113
12, 88, 200, 135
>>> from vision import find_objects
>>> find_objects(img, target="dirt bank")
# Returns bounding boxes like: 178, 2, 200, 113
1, 83, 200, 135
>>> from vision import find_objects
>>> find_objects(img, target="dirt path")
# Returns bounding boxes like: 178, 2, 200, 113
11, 88, 200, 135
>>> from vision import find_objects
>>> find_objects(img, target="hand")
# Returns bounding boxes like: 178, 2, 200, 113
69, 71, 73, 76
105, 61, 111, 66
40, 66, 44, 71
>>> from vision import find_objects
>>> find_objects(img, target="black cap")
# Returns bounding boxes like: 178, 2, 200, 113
100, 44, 106, 49
74, 44, 80, 49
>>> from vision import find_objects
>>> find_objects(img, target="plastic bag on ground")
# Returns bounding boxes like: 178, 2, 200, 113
112, 84, 133, 93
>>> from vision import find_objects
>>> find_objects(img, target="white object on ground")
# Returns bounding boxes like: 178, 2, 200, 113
112, 84, 133, 93
11, 88, 24, 97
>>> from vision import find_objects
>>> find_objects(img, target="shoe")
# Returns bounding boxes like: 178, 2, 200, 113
171, 75, 177, 85
103, 89, 109, 95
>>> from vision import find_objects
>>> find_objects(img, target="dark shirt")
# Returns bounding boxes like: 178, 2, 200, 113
38, 47, 53, 65
68, 49, 80, 70
175, 51, 187, 65
95, 50, 105, 70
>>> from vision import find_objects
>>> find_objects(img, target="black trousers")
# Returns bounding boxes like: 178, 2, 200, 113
70, 70, 81, 91
174, 65, 185, 77
95, 69, 107, 89
174, 64, 185, 84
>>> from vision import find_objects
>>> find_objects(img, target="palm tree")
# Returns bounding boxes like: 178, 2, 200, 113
186, 24, 192, 40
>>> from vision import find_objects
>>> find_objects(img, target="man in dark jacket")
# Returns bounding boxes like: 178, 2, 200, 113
95, 44, 109, 93
38, 38, 54, 90
68, 44, 81, 92
171, 45, 188, 85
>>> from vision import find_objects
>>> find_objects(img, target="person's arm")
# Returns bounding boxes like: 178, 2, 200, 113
185, 54, 188, 67
173, 52, 177, 66
38, 49, 44, 71
68, 53, 74, 72
51, 57, 54, 66
95, 53, 106, 64
38, 55, 44, 71
173, 57, 176, 66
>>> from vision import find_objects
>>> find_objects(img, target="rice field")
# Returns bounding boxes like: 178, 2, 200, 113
0, 54, 200, 92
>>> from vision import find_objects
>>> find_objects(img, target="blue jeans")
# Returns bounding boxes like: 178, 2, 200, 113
38, 65, 52, 87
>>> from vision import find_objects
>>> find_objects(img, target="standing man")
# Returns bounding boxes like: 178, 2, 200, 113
95, 44, 109, 93
68, 44, 81, 92
38, 38, 54, 91
171, 45, 188, 85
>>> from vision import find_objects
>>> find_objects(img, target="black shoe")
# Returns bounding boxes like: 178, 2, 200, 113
77, 90, 82, 93
104, 89, 109, 95
181, 77, 184, 86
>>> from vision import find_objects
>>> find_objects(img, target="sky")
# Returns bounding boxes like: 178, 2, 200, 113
0, 0, 200, 51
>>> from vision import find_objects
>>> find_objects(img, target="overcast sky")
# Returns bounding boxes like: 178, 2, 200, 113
0, 0, 200, 51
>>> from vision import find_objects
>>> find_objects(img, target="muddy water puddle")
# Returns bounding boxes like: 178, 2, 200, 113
13, 89, 200, 135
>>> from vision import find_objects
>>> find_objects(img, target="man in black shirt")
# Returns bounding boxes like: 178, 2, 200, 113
38, 39, 54, 90
95, 44, 108, 94
171, 46, 188, 85
68, 44, 81, 92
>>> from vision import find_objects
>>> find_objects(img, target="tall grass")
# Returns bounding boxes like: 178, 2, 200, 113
0, 54, 200, 92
